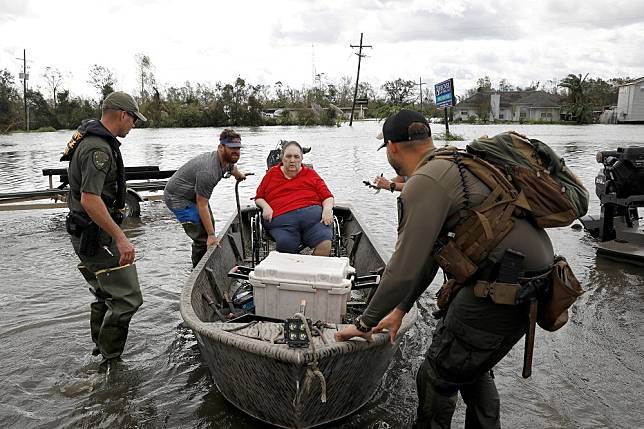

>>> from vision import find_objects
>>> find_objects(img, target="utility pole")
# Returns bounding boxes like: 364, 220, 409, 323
416, 77, 426, 114
16, 49, 29, 131
349, 33, 372, 126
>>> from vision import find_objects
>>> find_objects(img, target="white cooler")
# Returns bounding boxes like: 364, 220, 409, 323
249, 251, 356, 323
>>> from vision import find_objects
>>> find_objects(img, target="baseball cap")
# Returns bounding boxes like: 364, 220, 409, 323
377, 108, 431, 150
102, 91, 147, 122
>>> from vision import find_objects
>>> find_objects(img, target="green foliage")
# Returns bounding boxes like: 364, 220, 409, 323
9, 66, 635, 132
382, 78, 416, 105
559, 73, 593, 124
0, 69, 21, 132
434, 132, 465, 141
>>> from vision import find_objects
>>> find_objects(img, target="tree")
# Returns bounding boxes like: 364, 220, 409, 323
476, 76, 492, 91
544, 77, 560, 95
559, 73, 592, 124
498, 79, 514, 92
26, 88, 57, 129
135, 54, 156, 101
382, 78, 416, 105
87, 65, 117, 101
0, 69, 21, 132
42, 67, 65, 107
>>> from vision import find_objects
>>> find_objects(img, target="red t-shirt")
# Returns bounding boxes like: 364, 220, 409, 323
255, 164, 333, 219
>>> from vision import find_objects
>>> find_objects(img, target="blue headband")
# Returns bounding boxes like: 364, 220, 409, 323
220, 138, 242, 147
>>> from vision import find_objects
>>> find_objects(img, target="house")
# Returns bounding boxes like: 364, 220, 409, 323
616, 77, 644, 123
454, 90, 562, 122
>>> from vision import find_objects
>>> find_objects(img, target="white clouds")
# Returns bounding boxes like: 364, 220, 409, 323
0, 0, 642, 100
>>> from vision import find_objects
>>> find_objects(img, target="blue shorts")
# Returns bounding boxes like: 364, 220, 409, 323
264, 205, 332, 253
170, 203, 201, 224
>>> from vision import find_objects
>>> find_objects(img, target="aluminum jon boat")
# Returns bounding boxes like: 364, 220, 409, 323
180, 202, 417, 428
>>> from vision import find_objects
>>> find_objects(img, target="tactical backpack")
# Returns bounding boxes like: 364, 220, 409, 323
466, 131, 589, 228
431, 131, 587, 334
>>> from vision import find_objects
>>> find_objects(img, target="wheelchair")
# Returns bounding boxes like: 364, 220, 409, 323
249, 208, 343, 267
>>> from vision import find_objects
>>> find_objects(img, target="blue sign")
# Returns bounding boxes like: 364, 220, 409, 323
434, 78, 455, 109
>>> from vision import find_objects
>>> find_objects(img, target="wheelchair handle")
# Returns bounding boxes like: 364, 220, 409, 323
234, 172, 254, 261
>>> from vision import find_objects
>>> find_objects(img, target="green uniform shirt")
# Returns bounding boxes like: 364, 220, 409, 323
361, 149, 554, 326
68, 135, 118, 213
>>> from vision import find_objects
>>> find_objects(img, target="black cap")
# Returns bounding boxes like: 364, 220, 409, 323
377, 108, 431, 150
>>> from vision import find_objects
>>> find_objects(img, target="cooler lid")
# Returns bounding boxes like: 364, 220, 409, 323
250, 251, 355, 287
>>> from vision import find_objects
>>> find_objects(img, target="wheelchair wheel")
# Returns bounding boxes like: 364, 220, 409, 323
250, 212, 269, 266
331, 215, 342, 257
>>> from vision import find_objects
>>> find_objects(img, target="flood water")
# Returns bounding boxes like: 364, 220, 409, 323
0, 122, 643, 428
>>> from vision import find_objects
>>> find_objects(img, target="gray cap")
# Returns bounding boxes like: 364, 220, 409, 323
102, 91, 147, 122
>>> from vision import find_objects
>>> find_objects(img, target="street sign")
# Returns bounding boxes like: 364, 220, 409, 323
434, 78, 455, 109
355, 98, 368, 106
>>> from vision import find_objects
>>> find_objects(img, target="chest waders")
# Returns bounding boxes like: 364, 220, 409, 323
64, 122, 142, 361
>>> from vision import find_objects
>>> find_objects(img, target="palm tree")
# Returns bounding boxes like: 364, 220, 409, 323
559, 73, 592, 124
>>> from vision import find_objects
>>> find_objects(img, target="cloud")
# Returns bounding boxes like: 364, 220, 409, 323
0, 0, 33, 23
270, 8, 351, 45
378, 4, 525, 42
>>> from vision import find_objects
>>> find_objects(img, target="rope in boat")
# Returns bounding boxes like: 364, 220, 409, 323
222, 320, 258, 333
312, 325, 328, 345
293, 312, 327, 404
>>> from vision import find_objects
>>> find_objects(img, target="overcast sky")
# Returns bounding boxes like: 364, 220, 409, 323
1, 0, 643, 101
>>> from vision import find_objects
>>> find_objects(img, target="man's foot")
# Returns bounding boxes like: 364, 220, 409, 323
99, 356, 123, 372
92, 346, 100, 356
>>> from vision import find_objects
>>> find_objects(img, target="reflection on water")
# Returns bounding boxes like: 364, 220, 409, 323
1, 123, 643, 428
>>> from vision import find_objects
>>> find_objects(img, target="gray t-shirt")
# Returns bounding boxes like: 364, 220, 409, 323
164, 152, 232, 209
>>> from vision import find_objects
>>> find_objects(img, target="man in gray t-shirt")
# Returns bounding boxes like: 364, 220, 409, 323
164, 129, 246, 267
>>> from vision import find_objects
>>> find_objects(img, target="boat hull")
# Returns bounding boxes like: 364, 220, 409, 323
181, 204, 418, 428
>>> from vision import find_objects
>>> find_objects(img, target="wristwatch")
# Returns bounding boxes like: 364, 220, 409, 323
354, 315, 371, 333
389, 181, 396, 192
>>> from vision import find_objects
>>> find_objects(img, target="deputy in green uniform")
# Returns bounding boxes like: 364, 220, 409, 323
335, 109, 554, 428
62, 91, 146, 365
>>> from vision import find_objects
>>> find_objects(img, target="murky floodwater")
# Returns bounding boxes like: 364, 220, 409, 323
1, 122, 643, 428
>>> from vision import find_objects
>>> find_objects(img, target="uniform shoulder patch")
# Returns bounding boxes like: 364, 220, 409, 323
92, 150, 111, 172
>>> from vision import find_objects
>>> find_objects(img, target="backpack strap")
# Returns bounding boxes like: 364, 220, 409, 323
431, 148, 520, 283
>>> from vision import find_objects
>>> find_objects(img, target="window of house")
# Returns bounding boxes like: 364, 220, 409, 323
499, 114, 504, 119
520, 112, 526, 119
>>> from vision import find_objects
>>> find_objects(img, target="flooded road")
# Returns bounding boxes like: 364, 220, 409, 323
1, 122, 643, 428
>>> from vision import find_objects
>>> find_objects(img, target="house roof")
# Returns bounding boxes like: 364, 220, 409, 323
511, 91, 562, 108
454, 92, 491, 109
455, 90, 561, 109
621, 76, 644, 87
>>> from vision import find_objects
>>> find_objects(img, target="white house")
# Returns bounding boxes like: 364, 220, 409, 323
454, 91, 561, 122
617, 77, 644, 123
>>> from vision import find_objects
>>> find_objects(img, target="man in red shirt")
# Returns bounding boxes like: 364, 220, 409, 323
255, 141, 334, 255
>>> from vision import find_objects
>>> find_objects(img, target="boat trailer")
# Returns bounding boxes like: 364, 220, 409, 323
0, 165, 176, 217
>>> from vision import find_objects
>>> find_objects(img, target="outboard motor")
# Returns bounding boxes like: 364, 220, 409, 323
581, 146, 644, 242
595, 147, 644, 198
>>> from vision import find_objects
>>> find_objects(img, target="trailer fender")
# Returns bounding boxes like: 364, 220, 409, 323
124, 189, 142, 218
